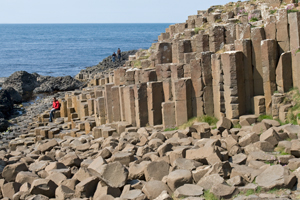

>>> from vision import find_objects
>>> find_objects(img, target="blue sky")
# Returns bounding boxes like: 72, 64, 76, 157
0, 0, 238, 23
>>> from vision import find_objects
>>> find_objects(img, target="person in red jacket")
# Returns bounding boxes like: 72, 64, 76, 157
49, 97, 60, 122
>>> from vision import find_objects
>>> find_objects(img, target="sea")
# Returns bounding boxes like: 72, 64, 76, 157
0, 23, 172, 78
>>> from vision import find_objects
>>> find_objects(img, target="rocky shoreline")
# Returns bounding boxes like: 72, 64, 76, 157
0, 50, 137, 134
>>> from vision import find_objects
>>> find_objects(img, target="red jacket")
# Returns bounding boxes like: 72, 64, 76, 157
53, 100, 60, 110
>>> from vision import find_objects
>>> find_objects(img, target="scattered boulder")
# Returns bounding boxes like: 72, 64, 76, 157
2, 162, 28, 182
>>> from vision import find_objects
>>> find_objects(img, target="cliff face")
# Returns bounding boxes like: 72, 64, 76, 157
76, 0, 300, 128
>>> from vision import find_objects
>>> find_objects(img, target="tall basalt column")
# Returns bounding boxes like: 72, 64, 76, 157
147, 82, 164, 126
60, 100, 68, 118
105, 83, 114, 123
155, 42, 173, 64
119, 86, 126, 121
114, 68, 127, 86
193, 32, 209, 53
265, 15, 276, 40
111, 86, 121, 122
251, 27, 266, 96
201, 52, 214, 116
288, 12, 300, 89
134, 83, 149, 127
276, 9, 290, 54
276, 52, 292, 93
124, 85, 136, 126
221, 51, 245, 119
162, 102, 176, 130
190, 59, 204, 117
261, 39, 278, 115
235, 39, 254, 113
172, 39, 192, 64
94, 97, 106, 126
209, 25, 225, 52
211, 54, 225, 119
173, 78, 193, 126
87, 98, 95, 116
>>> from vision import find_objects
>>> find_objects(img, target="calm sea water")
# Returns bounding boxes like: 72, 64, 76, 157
0, 23, 171, 78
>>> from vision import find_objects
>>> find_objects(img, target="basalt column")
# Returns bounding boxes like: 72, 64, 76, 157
209, 25, 225, 52
134, 83, 148, 127
155, 42, 173, 64
251, 27, 266, 96
105, 83, 114, 123
94, 97, 106, 126
201, 52, 214, 116
261, 39, 278, 115
173, 78, 193, 126
235, 39, 254, 113
190, 59, 204, 117
172, 39, 192, 64
221, 51, 245, 119
119, 86, 126, 121
276, 52, 292, 93
211, 54, 225, 119
111, 86, 121, 122
288, 12, 300, 89
147, 82, 164, 126
276, 9, 290, 54
124, 85, 136, 126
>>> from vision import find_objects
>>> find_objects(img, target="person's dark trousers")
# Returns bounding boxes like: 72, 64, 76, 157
49, 108, 58, 122
118, 54, 121, 61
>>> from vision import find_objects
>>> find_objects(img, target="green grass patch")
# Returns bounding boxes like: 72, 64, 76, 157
268, 188, 279, 194
285, 88, 300, 125
203, 190, 218, 200
275, 146, 290, 155
264, 161, 275, 166
163, 127, 178, 132
178, 115, 218, 130
194, 27, 203, 34
288, 9, 298, 13
234, 124, 242, 128
270, 10, 277, 14
296, 49, 300, 54
139, 55, 150, 60
257, 115, 273, 122
132, 60, 141, 68
249, 17, 259, 22
245, 189, 255, 196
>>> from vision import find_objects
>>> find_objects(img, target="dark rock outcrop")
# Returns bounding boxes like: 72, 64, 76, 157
4, 87, 22, 104
2, 71, 39, 100
2, 71, 86, 101
0, 118, 9, 132
33, 76, 85, 94
78, 50, 138, 76
0, 90, 14, 118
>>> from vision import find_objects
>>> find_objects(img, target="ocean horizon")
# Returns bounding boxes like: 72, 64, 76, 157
0, 23, 172, 78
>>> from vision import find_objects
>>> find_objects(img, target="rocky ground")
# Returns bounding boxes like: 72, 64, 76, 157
2, 99, 300, 199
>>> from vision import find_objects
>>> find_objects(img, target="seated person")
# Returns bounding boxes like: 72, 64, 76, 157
49, 97, 60, 122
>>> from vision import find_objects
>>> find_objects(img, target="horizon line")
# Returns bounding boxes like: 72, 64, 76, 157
0, 22, 176, 25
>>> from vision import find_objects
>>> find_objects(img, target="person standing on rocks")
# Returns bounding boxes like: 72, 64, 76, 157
112, 52, 117, 62
49, 97, 60, 122
117, 48, 121, 61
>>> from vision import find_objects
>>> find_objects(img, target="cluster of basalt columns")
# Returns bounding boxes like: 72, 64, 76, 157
36, 8, 300, 138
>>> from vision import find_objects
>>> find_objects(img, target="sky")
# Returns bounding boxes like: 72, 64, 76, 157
0, 0, 239, 24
